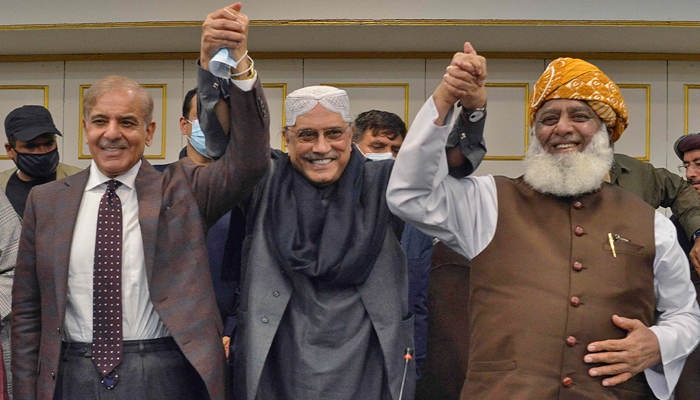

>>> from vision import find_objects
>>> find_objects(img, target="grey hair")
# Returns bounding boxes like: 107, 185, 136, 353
83, 75, 154, 125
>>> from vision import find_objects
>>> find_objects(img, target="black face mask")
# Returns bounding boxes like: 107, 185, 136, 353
11, 146, 59, 180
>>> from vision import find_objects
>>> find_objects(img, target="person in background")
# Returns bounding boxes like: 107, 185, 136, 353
665, 132, 700, 399
353, 109, 432, 379
1, 106, 82, 217
0, 189, 20, 399
353, 110, 406, 159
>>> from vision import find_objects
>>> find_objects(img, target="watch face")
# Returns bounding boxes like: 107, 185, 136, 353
469, 109, 485, 123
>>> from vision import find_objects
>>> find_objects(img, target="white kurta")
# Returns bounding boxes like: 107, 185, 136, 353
386, 96, 700, 400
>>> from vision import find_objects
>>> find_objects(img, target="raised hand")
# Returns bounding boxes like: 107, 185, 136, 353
200, 3, 250, 72
432, 42, 487, 125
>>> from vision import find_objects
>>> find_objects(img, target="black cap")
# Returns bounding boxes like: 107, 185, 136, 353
674, 133, 700, 161
4, 105, 62, 142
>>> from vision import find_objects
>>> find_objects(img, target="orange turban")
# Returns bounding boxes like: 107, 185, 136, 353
529, 58, 628, 143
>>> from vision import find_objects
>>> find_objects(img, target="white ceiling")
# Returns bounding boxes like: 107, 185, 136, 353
4, 0, 700, 26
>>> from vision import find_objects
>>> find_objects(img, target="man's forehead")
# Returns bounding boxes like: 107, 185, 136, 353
683, 149, 700, 163
90, 91, 141, 114
364, 128, 403, 142
293, 103, 345, 128
536, 99, 596, 117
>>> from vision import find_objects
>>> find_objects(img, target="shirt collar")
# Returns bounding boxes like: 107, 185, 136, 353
85, 160, 142, 192
608, 154, 633, 183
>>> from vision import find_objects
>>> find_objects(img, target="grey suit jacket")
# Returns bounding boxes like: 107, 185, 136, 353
11, 79, 270, 400
233, 160, 416, 400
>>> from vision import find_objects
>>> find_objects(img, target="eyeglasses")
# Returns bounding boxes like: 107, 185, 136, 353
678, 161, 700, 173
285, 125, 351, 143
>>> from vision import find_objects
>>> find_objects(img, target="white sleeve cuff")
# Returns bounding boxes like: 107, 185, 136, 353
229, 71, 258, 92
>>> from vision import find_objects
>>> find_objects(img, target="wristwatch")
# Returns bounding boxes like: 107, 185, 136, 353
692, 228, 700, 242
459, 101, 487, 123
467, 107, 486, 123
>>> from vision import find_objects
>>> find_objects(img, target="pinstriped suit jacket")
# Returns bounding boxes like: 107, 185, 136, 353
11, 80, 270, 400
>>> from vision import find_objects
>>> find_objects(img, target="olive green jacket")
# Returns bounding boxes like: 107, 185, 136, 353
610, 153, 700, 240
0, 163, 83, 192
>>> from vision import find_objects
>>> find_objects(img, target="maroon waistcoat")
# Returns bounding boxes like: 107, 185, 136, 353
462, 177, 657, 400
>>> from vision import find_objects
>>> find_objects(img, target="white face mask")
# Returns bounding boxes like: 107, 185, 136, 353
365, 152, 395, 161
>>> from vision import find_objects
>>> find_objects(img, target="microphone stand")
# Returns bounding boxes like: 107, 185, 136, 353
398, 348, 413, 400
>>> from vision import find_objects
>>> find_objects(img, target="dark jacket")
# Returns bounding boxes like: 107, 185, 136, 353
610, 153, 700, 239
11, 79, 270, 400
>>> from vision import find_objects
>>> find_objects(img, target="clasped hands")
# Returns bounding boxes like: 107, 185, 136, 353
433, 42, 487, 125
200, 3, 250, 73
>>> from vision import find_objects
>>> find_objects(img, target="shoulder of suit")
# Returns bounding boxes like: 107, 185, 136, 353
0, 167, 17, 191
56, 162, 84, 177
613, 153, 645, 168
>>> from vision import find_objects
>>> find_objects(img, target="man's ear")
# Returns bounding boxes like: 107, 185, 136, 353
4, 143, 12, 156
83, 119, 89, 144
179, 116, 189, 137
145, 121, 156, 147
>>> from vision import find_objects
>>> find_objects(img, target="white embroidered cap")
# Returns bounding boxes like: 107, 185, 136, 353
285, 86, 352, 126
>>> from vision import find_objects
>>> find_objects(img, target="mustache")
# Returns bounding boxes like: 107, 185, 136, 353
98, 138, 128, 149
546, 133, 580, 147
303, 151, 338, 161
689, 178, 700, 185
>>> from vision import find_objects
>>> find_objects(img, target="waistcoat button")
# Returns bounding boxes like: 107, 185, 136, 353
573, 201, 583, 210
570, 296, 581, 307
566, 336, 577, 347
273, 291, 280, 297
261, 317, 268, 323
562, 377, 573, 387
572, 261, 583, 271
574, 226, 584, 236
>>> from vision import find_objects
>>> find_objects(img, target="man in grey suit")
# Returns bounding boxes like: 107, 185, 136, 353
200, 12, 413, 399
11, 5, 269, 399
197, 14, 487, 400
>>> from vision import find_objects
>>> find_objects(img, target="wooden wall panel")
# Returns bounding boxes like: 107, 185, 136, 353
0, 57, 684, 179
303, 59, 426, 126
0, 62, 65, 171
578, 60, 667, 168
255, 59, 304, 150
427, 58, 545, 178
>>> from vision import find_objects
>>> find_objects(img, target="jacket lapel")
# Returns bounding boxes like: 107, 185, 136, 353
54, 167, 91, 319
134, 159, 163, 282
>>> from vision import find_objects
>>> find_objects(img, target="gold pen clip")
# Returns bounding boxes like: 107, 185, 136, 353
608, 233, 617, 258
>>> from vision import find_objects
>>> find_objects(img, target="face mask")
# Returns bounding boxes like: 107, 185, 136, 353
186, 119, 208, 157
365, 152, 395, 161
12, 146, 59, 179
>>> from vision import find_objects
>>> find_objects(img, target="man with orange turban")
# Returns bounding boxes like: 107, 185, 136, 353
531, 59, 700, 270
388, 51, 700, 399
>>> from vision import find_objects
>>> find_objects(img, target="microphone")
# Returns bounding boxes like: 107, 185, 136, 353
398, 348, 413, 400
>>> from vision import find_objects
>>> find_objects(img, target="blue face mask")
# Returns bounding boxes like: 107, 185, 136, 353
186, 119, 207, 157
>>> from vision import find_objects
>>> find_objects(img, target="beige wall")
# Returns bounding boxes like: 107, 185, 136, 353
0, 56, 695, 180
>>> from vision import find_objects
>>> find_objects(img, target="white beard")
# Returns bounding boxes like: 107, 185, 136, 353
523, 125, 614, 197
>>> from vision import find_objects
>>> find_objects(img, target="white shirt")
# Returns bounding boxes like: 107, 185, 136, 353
386, 96, 700, 400
63, 160, 170, 342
